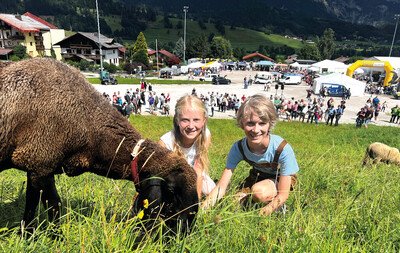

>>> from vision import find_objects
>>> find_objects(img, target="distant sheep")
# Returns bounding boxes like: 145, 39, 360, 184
0, 58, 198, 234
362, 142, 400, 166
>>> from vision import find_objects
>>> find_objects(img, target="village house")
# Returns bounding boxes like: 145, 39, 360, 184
147, 49, 180, 67
54, 32, 125, 66
0, 12, 65, 60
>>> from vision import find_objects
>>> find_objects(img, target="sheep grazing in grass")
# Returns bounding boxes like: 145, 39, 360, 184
362, 142, 400, 166
0, 58, 198, 235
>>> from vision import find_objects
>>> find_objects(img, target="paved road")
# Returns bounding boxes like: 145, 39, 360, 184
92, 70, 400, 127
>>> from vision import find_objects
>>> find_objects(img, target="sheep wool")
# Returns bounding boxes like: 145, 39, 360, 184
0, 58, 198, 234
363, 142, 400, 166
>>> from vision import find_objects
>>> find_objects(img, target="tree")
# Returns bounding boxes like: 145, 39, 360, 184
163, 15, 173, 29
131, 32, 149, 66
210, 36, 232, 59
176, 20, 183, 29
214, 20, 225, 35
318, 28, 336, 60
173, 37, 185, 60
298, 43, 320, 61
198, 20, 206, 30
186, 35, 210, 59
77, 60, 91, 71
232, 47, 246, 60
12, 44, 27, 59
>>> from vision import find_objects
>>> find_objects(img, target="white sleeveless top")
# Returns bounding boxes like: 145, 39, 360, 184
160, 128, 215, 195
160, 128, 211, 167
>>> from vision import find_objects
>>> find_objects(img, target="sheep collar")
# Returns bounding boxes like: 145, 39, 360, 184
131, 139, 145, 185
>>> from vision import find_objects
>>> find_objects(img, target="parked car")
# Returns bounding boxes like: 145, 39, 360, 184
254, 72, 274, 84
199, 73, 219, 82
212, 76, 231, 85
254, 76, 273, 84
323, 83, 347, 97
278, 75, 302, 85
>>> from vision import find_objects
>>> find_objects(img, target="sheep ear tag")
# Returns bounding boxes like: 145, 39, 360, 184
136, 199, 149, 219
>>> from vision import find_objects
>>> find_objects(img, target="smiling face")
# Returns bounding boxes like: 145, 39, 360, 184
177, 108, 206, 147
242, 110, 270, 153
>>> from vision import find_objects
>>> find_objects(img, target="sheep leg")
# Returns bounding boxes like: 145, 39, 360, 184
22, 172, 61, 235
372, 157, 382, 164
39, 174, 61, 223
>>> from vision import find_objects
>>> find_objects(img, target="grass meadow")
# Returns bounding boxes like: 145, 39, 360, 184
87, 77, 206, 85
0, 116, 399, 252
126, 16, 304, 51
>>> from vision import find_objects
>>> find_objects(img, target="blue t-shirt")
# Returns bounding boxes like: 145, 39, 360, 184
226, 134, 299, 176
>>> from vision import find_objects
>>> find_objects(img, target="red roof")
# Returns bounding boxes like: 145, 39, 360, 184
23, 12, 58, 29
0, 13, 53, 33
242, 52, 274, 62
148, 49, 180, 64
148, 49, 156, 55
0, 48, 13, 55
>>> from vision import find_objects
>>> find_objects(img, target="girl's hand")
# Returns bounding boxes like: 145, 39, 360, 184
259, 205, 274, 216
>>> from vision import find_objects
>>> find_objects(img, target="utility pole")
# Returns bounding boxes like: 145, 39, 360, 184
389, 14, 400, 57
156, 39, 159, 75
183, 6, 189, 64
95, 0, 103, 72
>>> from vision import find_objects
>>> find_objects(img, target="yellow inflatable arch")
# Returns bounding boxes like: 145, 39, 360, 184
346, 60, 394, 87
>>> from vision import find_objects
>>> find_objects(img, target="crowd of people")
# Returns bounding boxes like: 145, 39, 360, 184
102, 81, 400, 129
102, 83, 172, 118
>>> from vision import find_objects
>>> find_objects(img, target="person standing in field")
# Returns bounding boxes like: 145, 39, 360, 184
159, 95, 216, 198
334, 104, 344, 126
202, 94, 299, 216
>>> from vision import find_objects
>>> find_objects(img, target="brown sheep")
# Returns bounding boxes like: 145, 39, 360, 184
0, 58, 198, 235
362, 142, 400, 166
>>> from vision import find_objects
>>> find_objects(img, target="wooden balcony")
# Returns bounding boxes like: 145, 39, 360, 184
35, 45, 45, 51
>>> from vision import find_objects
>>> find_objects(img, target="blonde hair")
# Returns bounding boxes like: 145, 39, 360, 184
173, 95, 210, 173
236, 94, 278, 131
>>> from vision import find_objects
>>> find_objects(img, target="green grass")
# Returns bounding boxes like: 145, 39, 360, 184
0, 116, 399, 252
87, 77, 207, 85
133, 17, 304, 51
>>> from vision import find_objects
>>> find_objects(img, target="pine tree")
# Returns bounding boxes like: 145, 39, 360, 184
131, 32, 149, 66
317, 28, 336, 60
173, 37, 184, 60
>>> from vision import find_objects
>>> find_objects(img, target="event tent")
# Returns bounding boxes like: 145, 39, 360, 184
203, 61, 222, 69
187, 61, 205, 69
256, 60, 275, 66
310, 60, 347, 74
312, 73, 366, 97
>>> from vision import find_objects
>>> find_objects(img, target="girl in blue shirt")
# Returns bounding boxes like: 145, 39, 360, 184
203, 94, 299, 216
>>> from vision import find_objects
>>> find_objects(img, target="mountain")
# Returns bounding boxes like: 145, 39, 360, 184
268, 0, 400, 27
0, 0, 398, 43
130, 0, 397, 41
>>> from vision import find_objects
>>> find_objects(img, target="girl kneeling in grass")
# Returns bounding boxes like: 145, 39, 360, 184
203, 94, 299, 216
159, 95, 216, 199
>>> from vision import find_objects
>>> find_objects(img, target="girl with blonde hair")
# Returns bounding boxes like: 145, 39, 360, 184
159, 95, 216, 198
203, 94, 299, 215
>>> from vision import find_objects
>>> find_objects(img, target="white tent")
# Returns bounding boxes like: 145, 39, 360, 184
203, 61, 222, 69
312, 73, 366, 97
310, 59, 348, 74
187, 61, 205, 69
290, 61, 312, 70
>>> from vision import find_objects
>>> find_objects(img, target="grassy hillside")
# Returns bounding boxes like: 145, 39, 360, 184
0, 115, 399, 252
116, 16, 304, 51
